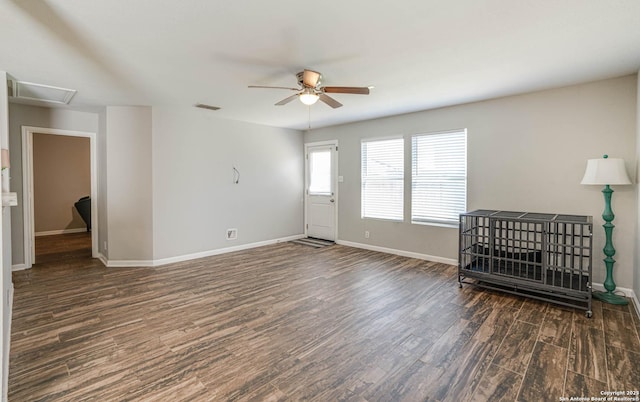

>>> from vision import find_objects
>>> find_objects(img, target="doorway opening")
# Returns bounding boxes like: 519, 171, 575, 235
21, 126, 98, 268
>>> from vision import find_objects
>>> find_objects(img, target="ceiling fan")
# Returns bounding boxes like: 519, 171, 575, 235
248, 69, 370, 108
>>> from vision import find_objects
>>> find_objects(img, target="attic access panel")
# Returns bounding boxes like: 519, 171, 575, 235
11, 80, 76, 104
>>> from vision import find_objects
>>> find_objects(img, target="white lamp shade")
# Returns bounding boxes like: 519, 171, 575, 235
299, 92, 319, 106
581, 157, 631, 185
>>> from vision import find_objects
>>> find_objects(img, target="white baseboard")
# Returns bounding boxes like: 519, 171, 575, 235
150, 234, 305, 267
100, 234, 306, 268
25, 237, 640, 317
4, 283, 13, 401
633, 296, 640, 318
97, 253, 108, 267
106, 259, 155, 268
11, 264, 29, 272
330, 244, 640, 313
35, 228, 87, 237
97, 251, 152, 267
336, 240, 458, 266
592, 283, 640, 315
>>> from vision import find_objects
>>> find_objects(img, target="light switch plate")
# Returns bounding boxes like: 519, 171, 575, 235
2, 192, 18, 207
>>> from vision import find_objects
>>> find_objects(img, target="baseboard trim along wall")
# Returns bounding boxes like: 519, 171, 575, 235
26, 236, 640, 315
99, 234, 306, 268
336, 240, 640, 311
35, 228, 87, 237
97, 253, 108, 267
11, 264, 29, 272
591, 283, 640, 316
336, 240, 458, 266
103, 258, 154, 268
632, 296, 640, 319
4, 283, 14, 400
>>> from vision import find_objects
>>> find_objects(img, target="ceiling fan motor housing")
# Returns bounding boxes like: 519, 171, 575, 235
297, 71, 321, 88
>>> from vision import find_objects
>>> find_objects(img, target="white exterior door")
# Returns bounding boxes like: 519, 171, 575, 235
305, 142, 337, 241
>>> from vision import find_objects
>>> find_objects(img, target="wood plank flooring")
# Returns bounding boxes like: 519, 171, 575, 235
10, 233, 640, 401
34, 231, 92, 265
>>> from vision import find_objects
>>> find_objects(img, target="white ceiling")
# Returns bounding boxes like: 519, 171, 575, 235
2, 0, 640, 130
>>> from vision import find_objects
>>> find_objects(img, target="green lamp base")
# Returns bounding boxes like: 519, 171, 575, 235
593, 290, 628, 305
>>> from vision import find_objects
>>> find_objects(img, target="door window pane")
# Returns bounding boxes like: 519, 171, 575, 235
309, 150, 331, 194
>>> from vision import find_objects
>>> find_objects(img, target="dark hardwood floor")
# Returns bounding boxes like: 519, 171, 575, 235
34, 231, 92, 265
10, 235, 640, 401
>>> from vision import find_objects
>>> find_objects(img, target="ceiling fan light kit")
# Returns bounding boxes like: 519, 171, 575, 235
248, 69, 370, 109
299, 88, 319, 105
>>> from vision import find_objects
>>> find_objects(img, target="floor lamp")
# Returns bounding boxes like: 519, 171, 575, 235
581, 155, 631, 305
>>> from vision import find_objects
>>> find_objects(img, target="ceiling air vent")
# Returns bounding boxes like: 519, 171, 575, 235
195, 103, 220, 111
11, 80, 77, 104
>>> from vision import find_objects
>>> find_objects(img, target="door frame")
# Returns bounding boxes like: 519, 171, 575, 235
304, 140, 339, 241
21, 126, 98, 268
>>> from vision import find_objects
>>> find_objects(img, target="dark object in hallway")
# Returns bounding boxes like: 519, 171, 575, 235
74, 195, 91, 231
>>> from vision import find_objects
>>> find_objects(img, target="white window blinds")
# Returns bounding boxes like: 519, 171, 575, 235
361, 138, 404, 220
411, 130, 467, 226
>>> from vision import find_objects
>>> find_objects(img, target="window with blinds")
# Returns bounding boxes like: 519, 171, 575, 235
361, 138, 404, 220
411, 130, 467, 226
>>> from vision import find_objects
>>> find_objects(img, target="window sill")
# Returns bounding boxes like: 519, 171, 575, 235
411, 220, 458, 229
362, 217, 404, 223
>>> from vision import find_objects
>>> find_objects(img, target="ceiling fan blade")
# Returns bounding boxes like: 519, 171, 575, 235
303, 69, 321, 88
319, 93, 343, 108
323, 86, 370, 95
248, 85, 299, 91
275, 94, 299, 106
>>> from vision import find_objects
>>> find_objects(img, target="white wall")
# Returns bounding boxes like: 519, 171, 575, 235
8, 104, 100, 265
635, 70, 640, 304
105, 106, 153, 261
97, 108, 108, 257
306, 75, 638, 289
152, 107, 304, 260
8, 104, 304, 265
0, 70, 10, 402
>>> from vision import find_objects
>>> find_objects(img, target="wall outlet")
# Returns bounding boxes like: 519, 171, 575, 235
364, 231, 370, 239
226, 228, 238, 240
103, 241, 107, 251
